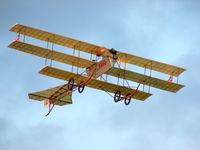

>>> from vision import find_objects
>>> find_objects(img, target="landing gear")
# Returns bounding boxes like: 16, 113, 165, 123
114, 91, 121, 102
124, 93, 131, 105
68, 78, 74, 90
114, 91, 132, 105
78, 81, 85, 93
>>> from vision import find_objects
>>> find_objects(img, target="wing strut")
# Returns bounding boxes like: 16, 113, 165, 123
119, 82, 142, 101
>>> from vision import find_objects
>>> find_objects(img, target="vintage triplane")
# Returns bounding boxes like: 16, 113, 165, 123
8, 24, 186, 115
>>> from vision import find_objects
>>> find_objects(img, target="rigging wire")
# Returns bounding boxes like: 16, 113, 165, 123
143, 65, 147, 91
99, 75, 114, 98
50, 36, 55, 67
148, 61, 152, 93
76, 43, 81, 75
45, 39, 49, 65
72, 46, 76, 72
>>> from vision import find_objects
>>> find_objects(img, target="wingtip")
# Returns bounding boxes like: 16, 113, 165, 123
8, 40, 18, 48
38, 65, 49, 74
9, 23, 20, 31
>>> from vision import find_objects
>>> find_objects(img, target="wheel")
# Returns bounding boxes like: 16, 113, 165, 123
114, 91, 121, 102
78, 81, 85, 93
68, 78, 74, 90
124, 93, 131, 105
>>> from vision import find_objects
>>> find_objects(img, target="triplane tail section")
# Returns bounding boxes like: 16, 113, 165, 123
29, 84, 73, 116
28, 84, 72, 106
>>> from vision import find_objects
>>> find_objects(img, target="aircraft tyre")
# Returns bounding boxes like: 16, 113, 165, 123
124, 93, 131, 105
78, 81, 85, 93
114, 91, 121, 102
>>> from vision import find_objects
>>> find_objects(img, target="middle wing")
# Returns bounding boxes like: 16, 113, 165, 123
8, 40, 95, 68
39, 66, 152, 101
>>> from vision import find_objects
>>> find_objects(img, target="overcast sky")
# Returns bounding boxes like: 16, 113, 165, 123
1, 0, 200, 150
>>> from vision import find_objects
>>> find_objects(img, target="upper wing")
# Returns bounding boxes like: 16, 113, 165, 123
8, 40, 95, 68
10, 24, 104, 55
117, 52, 186, 77
39, 66, 152, 101
106, 67, 185, 93
10, 24, 186, 76
29, 84, 72, 106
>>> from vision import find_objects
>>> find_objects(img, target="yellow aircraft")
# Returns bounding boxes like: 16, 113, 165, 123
8, 24, 186, 115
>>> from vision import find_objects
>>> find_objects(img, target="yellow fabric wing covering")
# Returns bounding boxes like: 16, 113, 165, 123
39, 66, 152, 101
106, 67, 185, 93
29, 85, 72, 106
10, 24, 103, 55
10, 24, 186, 76
117, 52, 186, 77
8, 40, 95, 68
